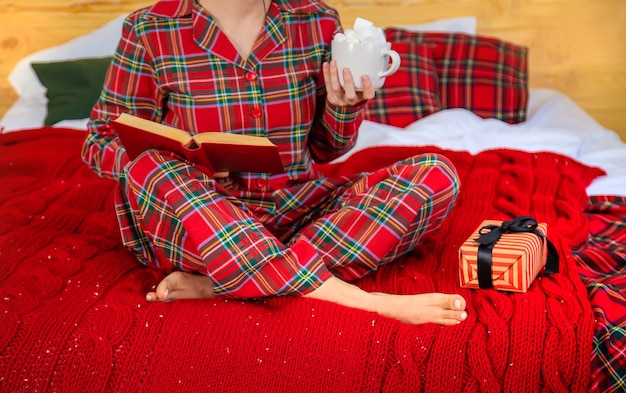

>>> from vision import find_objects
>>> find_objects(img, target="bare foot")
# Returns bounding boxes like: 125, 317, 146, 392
373, 292, 468, 326
304, 276, 467, 326
146, 271, 215, 302
146, 272, 468, 326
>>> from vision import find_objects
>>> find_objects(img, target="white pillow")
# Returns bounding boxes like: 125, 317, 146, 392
8, 14, 126, 100
0, 97, 49, 132
398, 16, 476, 34
1, 15, 475, 132
1, 14, 126, 132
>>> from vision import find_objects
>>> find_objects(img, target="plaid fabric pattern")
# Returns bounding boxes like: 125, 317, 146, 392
81, 0, 461, 298
82, 0, 364, 183
364, 43, 441, 128
384, 29, 529, 124
572, 195, 626, 393
121, 150, 459, 298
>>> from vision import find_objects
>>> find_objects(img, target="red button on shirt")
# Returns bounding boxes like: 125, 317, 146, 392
256, 178, 266, 188
246, 72, 257, 81
251, 107, 262, 118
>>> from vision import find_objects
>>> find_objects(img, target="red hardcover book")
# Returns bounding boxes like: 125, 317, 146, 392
112, 113, 284, 174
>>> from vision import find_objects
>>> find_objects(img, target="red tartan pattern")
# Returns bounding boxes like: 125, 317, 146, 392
82, 0, 365, 184
384, 29, 529, 124
79, 0, 461, 298
120, 150, 459, 298
572, 195, 626, 393
364, 43, 442, 127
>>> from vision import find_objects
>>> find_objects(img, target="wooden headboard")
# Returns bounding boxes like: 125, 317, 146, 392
1, 0, 624, 140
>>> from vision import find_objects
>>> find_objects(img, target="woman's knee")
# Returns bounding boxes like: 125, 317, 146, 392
402, 153, 460, 194
124, 149, 170, 189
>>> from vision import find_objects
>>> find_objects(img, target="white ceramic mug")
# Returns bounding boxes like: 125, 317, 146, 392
331, 40, 401, 90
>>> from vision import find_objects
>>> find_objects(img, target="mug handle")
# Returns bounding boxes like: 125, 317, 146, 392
378, 49, 401, 78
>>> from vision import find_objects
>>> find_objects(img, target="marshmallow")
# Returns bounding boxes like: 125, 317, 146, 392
333, 18, 387, 44
333, 32, 347, 42
354, 17, 374, 33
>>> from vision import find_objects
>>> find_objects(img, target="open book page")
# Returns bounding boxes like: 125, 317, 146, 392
112, 113, 284, 174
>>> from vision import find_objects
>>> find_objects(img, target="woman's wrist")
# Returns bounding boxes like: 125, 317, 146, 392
325, 99, 367, 117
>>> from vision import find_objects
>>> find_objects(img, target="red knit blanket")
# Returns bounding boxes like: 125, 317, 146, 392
0, 129, 604, 392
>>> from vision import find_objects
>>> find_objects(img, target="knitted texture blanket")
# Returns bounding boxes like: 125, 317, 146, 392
0, 129, 604, 392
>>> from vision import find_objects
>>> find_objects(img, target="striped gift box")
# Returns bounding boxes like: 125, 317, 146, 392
458, 220, 548, 292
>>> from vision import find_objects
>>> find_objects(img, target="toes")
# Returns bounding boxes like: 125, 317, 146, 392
146, 271, 215, 302
448, 294, 467, 312
145, 273, 176, 302
146, 291, 157, 302
438, 309, 468, 326
457, 310, 468, 323
155, 276, 172, 300
437, 296, 468, 325
440, 318, 463, 327
145, 288, 170, 302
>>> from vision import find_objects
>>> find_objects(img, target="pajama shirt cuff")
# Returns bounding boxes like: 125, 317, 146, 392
325, 101, 367, 123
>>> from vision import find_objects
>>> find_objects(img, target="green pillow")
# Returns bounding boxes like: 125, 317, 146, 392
31, 57, 112, 126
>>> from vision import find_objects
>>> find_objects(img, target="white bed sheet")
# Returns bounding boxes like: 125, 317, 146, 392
334, 88, 626, 197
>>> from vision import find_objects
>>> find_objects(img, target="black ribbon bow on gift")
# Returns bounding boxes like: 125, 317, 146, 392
474, 216, 559, 289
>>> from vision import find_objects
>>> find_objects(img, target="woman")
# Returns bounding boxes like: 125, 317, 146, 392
82, 0, 468, 326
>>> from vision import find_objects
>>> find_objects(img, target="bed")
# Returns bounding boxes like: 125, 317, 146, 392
1, 10, 625, 393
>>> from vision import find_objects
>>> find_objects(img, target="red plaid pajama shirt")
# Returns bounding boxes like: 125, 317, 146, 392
82, 0, 460, 298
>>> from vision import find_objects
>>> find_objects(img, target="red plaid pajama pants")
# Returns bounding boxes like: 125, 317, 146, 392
116, 151, 460, 298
